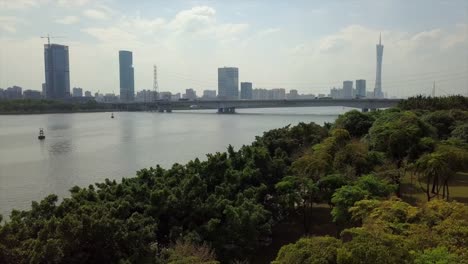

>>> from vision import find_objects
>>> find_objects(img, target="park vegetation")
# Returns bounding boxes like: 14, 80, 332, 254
0, 96, 467, 263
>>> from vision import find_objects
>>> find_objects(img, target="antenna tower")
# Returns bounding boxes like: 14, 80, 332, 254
153, 65, 159, 101
432, 81, 436, 97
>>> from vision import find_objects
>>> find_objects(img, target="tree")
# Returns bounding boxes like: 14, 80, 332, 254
334, 110, 375, 138
451, 123, 468, 143
275, 176, 318, 233
368, 110, 435, 196
272, 236, 342, 264
337, 228, 412, 264
331, 175, 395, 224
412, 247, 462, 264
413, 143, 468, 201
159, 241, 219, 264
317, 174, 348, 206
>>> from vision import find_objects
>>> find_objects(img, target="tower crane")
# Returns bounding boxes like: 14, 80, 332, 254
40, 34, 66, 46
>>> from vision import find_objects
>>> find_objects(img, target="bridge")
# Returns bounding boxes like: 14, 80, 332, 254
113, 98, 402, 113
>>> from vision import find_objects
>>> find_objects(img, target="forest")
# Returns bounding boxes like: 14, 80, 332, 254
0, 95, 467, 263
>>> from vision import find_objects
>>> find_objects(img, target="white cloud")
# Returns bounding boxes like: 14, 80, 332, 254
56, 0, 89, 7
121, 16, 166, 35
0, 16, 22, 32
55, 15, 79, 25
83, 8, 110, 20
0, 0, 41, 9
169, 6, 216, 33
257, 28, 280, 37
82, 27, 136, 42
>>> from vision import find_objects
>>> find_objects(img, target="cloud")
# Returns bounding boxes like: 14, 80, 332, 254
169, 6, 216, 33
55, 15, 79, 25
0, 16, 22, 32
257, 28, 280, 37
120, 16, 166, 35
56, 0, 89, 7
83, 6, 249, 44
82, 27, 136, 42
83, 8, 110, 20
0, 0, 41, 9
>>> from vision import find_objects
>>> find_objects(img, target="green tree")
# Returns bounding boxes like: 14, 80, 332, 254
334, 110, 375, 138
272, 236, 342, 264
412, 247, 462, 264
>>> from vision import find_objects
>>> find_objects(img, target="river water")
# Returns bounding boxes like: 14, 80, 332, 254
0, 107, 349, 217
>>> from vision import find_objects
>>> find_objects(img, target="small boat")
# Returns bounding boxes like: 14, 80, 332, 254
38, 128, 45, 140
111, 113, 114, 119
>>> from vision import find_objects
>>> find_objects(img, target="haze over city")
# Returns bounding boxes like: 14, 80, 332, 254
1, 0, 467, 98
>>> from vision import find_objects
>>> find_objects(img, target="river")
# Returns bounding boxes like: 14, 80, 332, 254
0, 107, 349, 217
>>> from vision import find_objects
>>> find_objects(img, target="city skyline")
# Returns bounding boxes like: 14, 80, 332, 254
0, 1, 467, 97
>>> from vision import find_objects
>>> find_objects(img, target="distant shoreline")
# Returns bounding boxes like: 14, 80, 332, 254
0, 109, 118, 115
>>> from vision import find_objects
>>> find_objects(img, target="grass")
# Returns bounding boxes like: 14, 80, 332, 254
401, 171, 468, 204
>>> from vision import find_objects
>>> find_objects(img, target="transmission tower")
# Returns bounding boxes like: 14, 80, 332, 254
432, 81, 436, 97
153, 65, 159, 101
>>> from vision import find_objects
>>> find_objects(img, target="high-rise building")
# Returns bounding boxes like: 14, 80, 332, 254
252, 88, 269, 100
84, 91, 92, 97
240, 82, 253, 99
356, 79, 366, 98
72, 87, 83, 97
374, 34, 384, 98
218, 67, 239, 99
119, 50, 135, 102
44, 44, 70, 99
5, 86, 23, 99
343, 81, 353, 99
287, 89, 299, 99
42, 83, 46, 98
202, 90, 217, 99
23, 90, 42, 99
184, 88, 197, 100
269, 88, 286, 99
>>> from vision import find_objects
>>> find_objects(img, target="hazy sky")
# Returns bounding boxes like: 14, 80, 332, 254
0, 0, 467, 97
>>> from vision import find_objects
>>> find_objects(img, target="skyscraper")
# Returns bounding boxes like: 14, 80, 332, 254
218, 67, 239, 99
374, 34, 384, 98
119, 50, 135, 102
44, 44, 70, 99
356, 79, 366, 98
343, 81, 353, 99
240, 82, 253, 99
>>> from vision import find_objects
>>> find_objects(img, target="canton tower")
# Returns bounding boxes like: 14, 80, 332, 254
374, 34, 384, 98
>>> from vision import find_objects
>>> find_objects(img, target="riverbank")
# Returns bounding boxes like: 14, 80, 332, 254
0, 109, 118, 115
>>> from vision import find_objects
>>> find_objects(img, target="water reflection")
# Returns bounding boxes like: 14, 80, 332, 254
48, 140, 73, 155
46, 114, 75, 156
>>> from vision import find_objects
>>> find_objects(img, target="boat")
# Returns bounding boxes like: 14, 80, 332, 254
111, 113, 114, 119
38, 128, 45, 140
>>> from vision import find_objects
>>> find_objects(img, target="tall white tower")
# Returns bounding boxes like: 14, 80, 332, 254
374, 34, 384, 98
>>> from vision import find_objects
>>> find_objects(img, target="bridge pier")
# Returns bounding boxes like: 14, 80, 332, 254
158, 106, 172, 113
218, 107, 236, 114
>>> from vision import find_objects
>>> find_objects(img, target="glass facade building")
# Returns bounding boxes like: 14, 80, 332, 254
44, 44, 70, 99
218, 67, 239, 99
240, 82, 253, 99
119, 50, 135, 102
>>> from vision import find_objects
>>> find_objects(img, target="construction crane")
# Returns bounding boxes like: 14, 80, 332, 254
40, 34, 65, 46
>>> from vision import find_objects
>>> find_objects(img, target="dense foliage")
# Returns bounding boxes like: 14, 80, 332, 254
1, 96, 467, 263
274, 199, 468, 264
398, 95, 468, 111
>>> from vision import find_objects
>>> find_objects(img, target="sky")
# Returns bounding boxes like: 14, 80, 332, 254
0, 0, 467, 98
